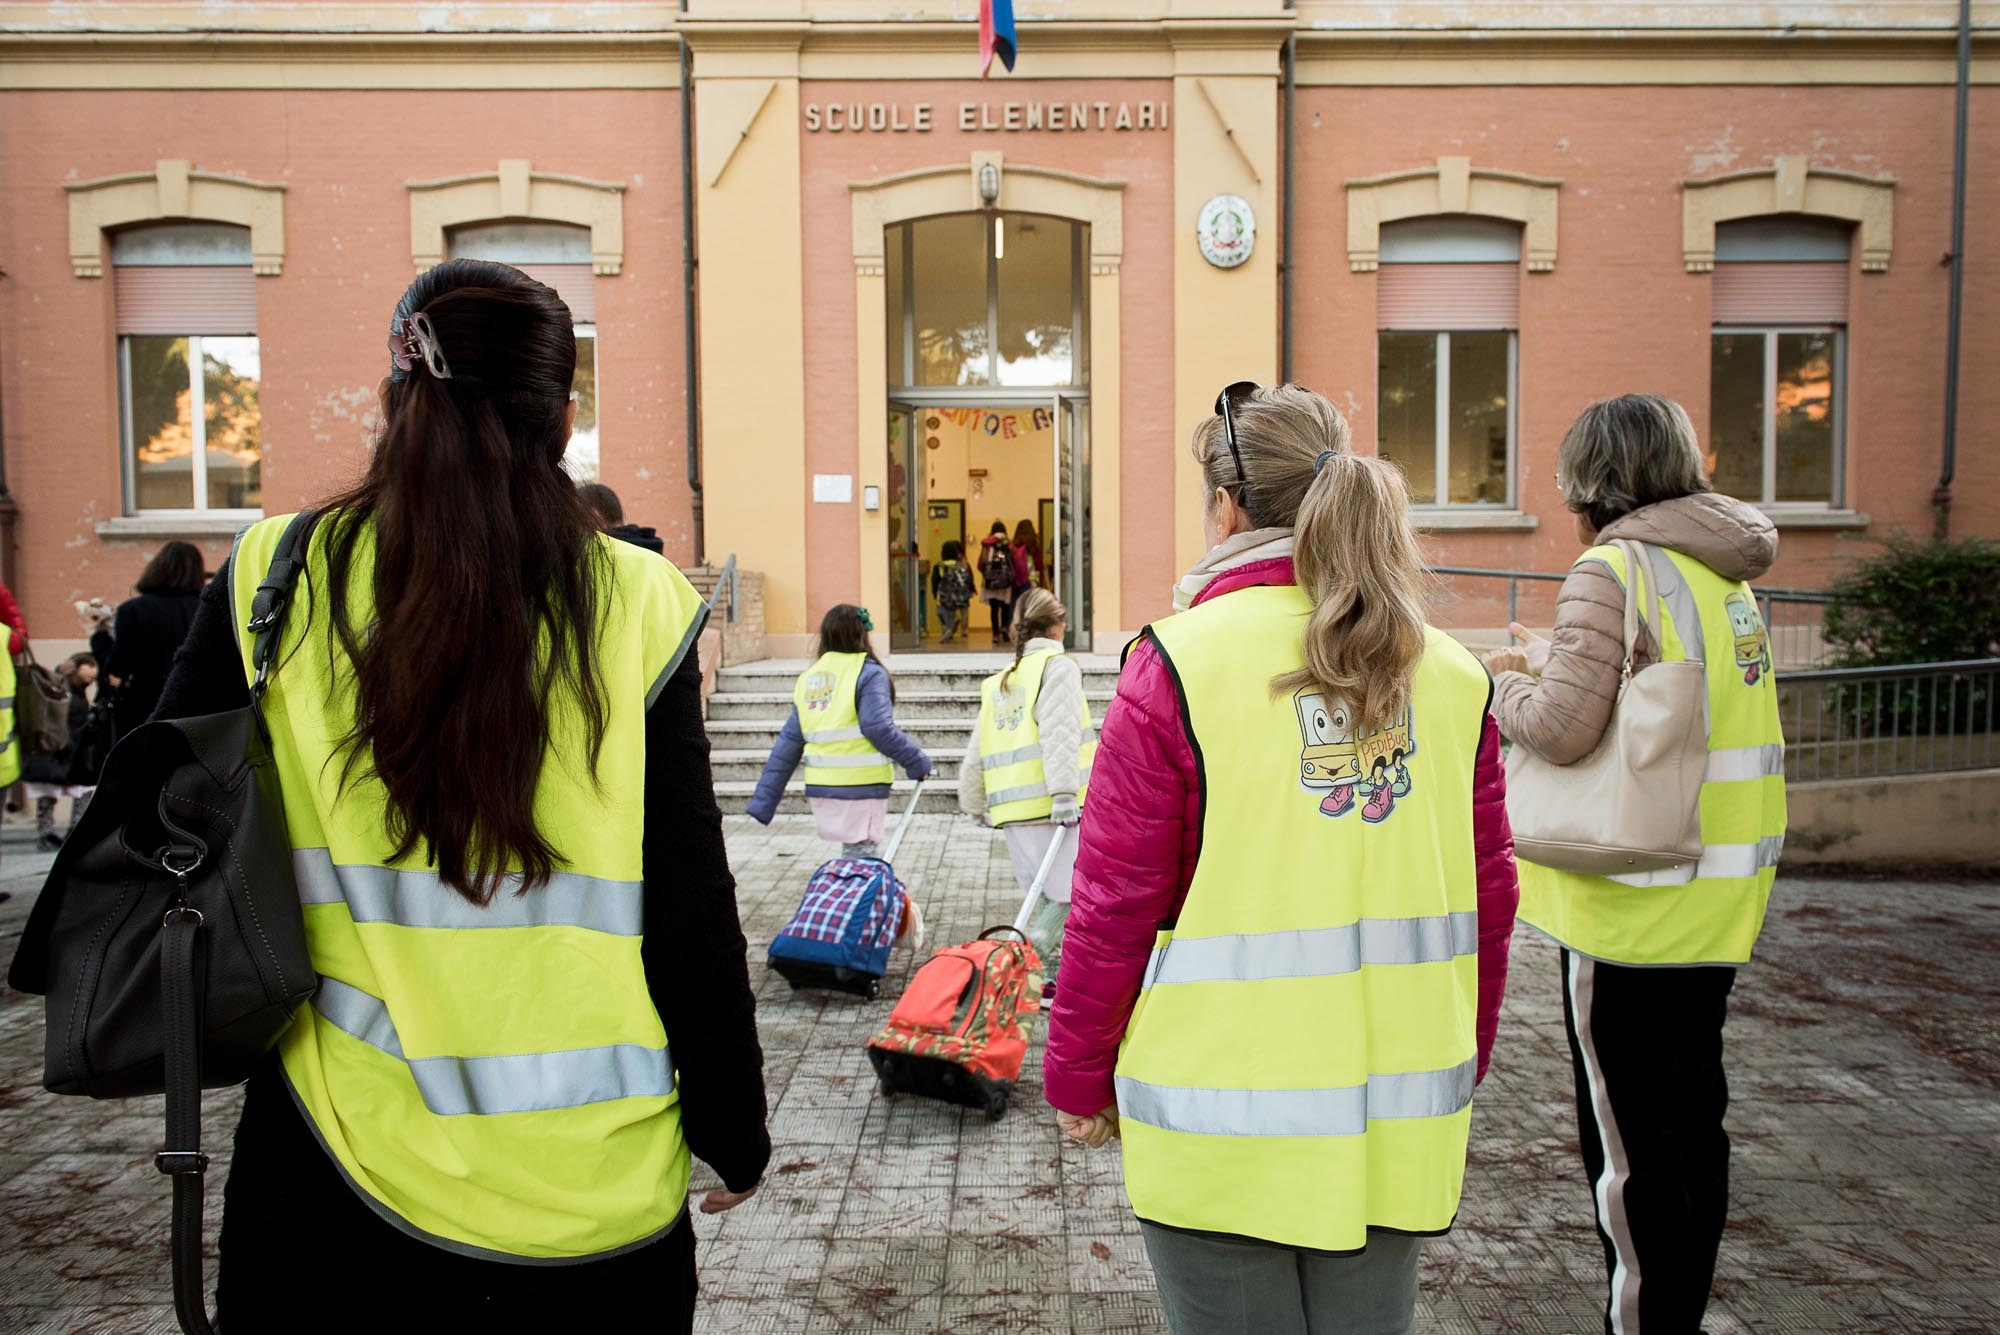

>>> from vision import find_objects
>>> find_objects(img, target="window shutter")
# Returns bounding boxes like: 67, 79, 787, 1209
114, 266, 257, 336
1377, 263, 1519, 331
1712, 262, 1848, 325
516, 264, 596, 325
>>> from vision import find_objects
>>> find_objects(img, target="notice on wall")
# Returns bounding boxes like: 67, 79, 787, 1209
804, 100, 1168, 135
813, 473, 854, 504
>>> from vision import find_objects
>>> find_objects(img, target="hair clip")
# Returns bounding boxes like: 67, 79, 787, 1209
387, 311, 452, 380
857, 608, 874, 632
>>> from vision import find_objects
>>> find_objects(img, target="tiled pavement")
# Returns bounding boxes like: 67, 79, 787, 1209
3, 818, 1998, 1334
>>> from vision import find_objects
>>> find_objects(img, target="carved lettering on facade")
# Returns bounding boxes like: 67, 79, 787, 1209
805, 100, 1168, 134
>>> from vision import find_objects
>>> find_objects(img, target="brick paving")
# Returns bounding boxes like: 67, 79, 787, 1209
3, 818, 1998, 1334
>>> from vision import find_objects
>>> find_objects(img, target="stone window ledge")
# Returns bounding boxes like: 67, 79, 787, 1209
97, 513, 260, 540
1411, 509, 1540, 533
1757, 507, 1870, 531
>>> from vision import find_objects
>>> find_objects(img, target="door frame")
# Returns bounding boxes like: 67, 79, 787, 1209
851, 157, 1125, 658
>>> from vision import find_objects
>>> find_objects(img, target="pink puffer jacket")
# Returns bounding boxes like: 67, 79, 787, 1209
1042, 557, 1520, 1118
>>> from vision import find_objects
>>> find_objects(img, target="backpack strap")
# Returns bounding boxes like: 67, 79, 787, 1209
245, 510, 321, 704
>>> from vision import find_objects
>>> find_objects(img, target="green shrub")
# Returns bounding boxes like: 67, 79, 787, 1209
1823, 537, 2000, 668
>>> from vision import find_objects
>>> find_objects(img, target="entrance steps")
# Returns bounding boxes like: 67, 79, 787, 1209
706, 654, 1121, 815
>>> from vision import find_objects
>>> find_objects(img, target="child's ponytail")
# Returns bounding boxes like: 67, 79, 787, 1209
1001, 587, 1067, 692
1273, 452, 1427, 735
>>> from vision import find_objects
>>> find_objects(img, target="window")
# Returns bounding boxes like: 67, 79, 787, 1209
114, 223, 262, 514
448, 222, 600, 481
887, 214, 1085, 391
1375, 219, 1518, 506
1708, 219, 1850, 507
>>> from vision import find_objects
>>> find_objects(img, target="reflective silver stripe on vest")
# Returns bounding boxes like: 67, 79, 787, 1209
314, 976, 674, 1116
803, 750, 893, 769
1705, 743, 1786, 784
983, 743, 1045, 769
646, 598, 710, 712
802, 725, 867, 744
294, 849, 643, 936
1115, 1057, 1476, 1138
1144, 913, 1478, 991
987, 781, 1051, 806
1604, 834, 1785, 888
1640, 544, 1708, 662
0, 696, 13, 710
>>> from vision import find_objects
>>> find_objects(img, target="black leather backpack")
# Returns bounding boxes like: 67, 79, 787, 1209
8, 510, 321, 1335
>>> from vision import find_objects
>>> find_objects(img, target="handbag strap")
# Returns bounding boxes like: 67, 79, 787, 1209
155, 514, 319, 1335
1615, 538, 1650, 683
159, 897, 215, 1335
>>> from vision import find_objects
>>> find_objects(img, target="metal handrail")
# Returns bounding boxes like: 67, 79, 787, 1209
1779, 657, 2000, 683
713, 552, 740, 626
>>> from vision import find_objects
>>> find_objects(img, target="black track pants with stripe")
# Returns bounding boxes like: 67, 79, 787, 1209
1560, 949, 1737, 1335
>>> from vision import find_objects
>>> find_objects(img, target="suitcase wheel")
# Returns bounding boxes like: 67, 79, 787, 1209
865, 979, 881, 1000
879, 1078, 897, 1099
984, 1089, 1008, 1122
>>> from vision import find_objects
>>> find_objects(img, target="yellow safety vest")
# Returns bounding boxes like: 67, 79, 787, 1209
0, 651, 18, 788
1517, 543, 1787, 966
978, 647, 1096, 827
232, 512, 706, 1261
1119, 585, 1492, 1252
795, 652, 892, 787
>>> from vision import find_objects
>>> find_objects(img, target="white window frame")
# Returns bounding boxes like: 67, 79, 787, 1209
1380, 329, 1519, 510
118, 334, 265, 519
1710, 324, 1847, 508
565, 322, 600, 483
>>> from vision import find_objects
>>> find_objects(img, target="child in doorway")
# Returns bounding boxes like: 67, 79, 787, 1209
958, 588, 1093, 1003
930, 541, 975, 645
748, 604, 934, 856
21, 653, 106, 851
979, 521, 1015, 640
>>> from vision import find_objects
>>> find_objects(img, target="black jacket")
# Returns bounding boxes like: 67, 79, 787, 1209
105, 590, 200, 732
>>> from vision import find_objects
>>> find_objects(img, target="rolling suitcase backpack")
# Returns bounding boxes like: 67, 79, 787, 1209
768, 780, 926, 1000
865, 830, 1068, 1121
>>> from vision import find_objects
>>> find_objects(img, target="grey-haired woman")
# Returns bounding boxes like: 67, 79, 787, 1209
1483, 393, 1786, 1335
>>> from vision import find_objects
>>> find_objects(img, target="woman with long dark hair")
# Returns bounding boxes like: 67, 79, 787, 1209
104, 540, 205, 739
149, 260, 769, 1331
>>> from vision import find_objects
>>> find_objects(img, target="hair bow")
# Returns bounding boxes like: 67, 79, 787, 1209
387, 311, 452, 380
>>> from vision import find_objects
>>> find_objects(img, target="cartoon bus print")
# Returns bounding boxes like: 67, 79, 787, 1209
1724, 592, 1773, 685
800, 670, 841, 715
1294, 689, 1417, 824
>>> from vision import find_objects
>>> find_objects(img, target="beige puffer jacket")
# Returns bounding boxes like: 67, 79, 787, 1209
1492, 493, 1778, 764
958, 639, 1086, 819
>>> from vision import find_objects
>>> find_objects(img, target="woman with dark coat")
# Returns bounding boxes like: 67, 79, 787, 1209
105, 541, 204, 737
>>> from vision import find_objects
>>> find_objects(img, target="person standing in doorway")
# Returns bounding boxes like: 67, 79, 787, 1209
105, 541, 204, 739
979, 520, 1016, 639
1045, 383, 1519, 1335
747, 604, 934, 856
1011, 519, 1044, 595
958, 587, 1093, 1000
1483, 394, 1785, 1335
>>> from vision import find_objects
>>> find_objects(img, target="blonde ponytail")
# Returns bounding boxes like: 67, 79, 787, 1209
1273, 451, 1427, 735
1001, 586, 1067, 691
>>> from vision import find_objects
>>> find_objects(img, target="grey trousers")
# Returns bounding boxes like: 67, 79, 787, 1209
1140, 1223, 1423, 1335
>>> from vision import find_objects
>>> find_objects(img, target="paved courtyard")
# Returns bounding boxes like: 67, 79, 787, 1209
2, 816, 1998, 1334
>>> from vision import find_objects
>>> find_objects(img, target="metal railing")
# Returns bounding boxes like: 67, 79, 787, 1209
1778, 659, 2000, 781
1426, 565, 1845, 669
712, 552, 740, 625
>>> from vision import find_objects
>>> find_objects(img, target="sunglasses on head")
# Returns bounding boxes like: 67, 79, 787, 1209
1213, 381, 1259, 492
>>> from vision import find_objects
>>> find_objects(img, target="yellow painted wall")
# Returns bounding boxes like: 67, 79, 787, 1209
696, 62, 808, 636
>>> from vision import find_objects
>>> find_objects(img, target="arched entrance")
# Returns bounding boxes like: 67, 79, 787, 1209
851, 157, 1125, 655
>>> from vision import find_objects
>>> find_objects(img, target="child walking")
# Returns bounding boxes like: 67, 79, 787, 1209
748, 604, 934, 856
930, 541, 975, 645
21, 653, 105, 851
958, 588, 1093, 999
978, 521, 1015, 640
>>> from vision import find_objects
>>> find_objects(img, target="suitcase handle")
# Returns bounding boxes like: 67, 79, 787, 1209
877, 777, 927, 866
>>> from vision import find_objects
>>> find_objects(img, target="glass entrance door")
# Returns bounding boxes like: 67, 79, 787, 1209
1051, 395, 1090, 652
887, 400, 921, 651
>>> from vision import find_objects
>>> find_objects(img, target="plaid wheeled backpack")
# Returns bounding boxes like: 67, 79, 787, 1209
768, 856, 907, 999
866, 927, 1043, 1121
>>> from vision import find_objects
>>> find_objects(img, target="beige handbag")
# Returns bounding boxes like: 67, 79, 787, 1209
1504, 540, 1708, 876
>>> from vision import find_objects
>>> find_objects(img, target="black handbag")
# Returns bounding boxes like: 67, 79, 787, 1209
7, 510, 321, 1335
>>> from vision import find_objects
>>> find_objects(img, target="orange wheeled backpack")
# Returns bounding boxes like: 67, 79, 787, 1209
865, 928, 1042, 1122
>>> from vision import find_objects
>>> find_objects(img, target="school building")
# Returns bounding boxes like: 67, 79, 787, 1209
0, 1, 1993, 658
